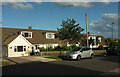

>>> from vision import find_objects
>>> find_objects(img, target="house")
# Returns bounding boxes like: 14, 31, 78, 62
1, 27, 105, 57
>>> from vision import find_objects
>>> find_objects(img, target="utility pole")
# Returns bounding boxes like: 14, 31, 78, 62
112, 22, 114, 41
85, 12, 89, 47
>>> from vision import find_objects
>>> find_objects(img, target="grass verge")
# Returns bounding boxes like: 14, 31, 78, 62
94, 53, 106, 56
45, 56, 64, 59
0, 61, 9, 66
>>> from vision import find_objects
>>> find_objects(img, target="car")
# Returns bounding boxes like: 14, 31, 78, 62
64, 46, 94, 61
106, 46, 120, 56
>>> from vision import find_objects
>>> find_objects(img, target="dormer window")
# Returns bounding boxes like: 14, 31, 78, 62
46, 32, 55, 39
21, 31, 32, 38
98, 37, 101, 42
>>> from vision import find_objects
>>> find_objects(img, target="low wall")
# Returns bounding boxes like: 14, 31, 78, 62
39, 50, 106, 56
93, 50, 106, 54
40, 51, 67, 56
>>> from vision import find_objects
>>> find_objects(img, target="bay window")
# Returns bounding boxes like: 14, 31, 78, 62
14, 46, 26, 52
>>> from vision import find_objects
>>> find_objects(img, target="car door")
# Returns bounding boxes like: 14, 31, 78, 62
81, 47, 91, 58
80, 48, 88, 58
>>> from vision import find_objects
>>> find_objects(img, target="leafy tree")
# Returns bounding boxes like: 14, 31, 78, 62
56, 18, 84, 45
105, 38, 112, 46
109, 41, 120, 47
98, 45, 104, 50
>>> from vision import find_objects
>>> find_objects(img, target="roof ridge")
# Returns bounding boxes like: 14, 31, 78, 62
0, 27, 57, 32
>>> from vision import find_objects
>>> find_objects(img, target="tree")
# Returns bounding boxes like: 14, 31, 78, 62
105, 38, 112, 46
56, 18, 84, 45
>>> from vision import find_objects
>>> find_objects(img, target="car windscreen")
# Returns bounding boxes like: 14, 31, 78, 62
82, 47, 91, 51
72, 47, 82, 51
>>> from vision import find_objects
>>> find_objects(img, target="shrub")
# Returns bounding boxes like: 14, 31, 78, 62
109, 41, 120, 47
46, 46, 54, 51
54, 46, 61, 51
98, 45, 104, 50
61, 45, 69, 51
40, 47, 46, 52
69, 44, 78, 50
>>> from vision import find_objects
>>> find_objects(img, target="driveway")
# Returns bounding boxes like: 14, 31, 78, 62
3, 56, 59, 65
2, 56, 120, 76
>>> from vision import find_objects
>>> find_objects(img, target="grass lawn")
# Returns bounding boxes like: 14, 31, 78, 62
0, 61, 9, 66
45, 56, 63, 59
94, 53, 106, 56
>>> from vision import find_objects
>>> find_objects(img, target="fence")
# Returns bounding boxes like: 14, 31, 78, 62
39, 50, 106, 56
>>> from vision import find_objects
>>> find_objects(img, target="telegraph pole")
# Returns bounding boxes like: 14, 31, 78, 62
85, 12, 89, 47
112, 22, 114, 41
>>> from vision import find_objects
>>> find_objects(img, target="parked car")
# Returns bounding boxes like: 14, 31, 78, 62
64, 46, 94, 61
106, 46, 120, 56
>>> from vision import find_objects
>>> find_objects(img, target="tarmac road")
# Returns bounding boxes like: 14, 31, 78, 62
2, 56, 120, 76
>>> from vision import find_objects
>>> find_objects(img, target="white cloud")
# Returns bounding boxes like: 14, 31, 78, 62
52, 2, 94, 8
2, 2, 33, 10
2, 0, 114, 9
89, 13, 118, 38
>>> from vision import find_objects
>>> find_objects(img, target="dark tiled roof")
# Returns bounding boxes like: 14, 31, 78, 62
1, 27, 65, 45
1, 27, 105, 45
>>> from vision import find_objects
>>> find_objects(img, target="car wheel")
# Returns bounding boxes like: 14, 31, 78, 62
77, 55, 81, 61
90, 54, 94, 59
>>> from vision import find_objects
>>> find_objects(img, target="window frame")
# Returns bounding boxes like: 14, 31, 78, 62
21, 31, 32, 38
14, 46, 27, 52
35, 44, 40, 50
46, 33, 55, 39
46, 44, 53, 48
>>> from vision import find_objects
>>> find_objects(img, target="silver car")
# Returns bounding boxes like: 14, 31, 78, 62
65, 46, 94, 61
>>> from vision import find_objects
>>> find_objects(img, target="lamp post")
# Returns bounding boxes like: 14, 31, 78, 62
85, 12, 89, 47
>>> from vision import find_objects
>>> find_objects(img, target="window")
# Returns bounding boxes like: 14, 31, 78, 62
46, 44, 53, 48
14, 46, 26, 52
46, 33, 55, 39
21, 31, 32, 38
18, 46, 23, 52
35, 45, 40, 50
14, 46, 17, 52
82, 47, 91, 51
98, 37, 101, 42
23, 46, 26, 51
24, 33, 29, 37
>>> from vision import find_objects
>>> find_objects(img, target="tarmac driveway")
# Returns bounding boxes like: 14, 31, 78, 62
2, 56, 120, 76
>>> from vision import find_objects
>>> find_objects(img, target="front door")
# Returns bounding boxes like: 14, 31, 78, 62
32, 47, 35, 53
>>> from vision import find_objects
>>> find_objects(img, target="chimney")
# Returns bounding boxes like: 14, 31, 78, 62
88, 32, 90, 35
28, 26, 32, 29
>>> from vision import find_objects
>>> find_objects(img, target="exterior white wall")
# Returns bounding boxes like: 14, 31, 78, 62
8, 35, 32, 57
67, 44, 79, 46
39, 44, 58, 49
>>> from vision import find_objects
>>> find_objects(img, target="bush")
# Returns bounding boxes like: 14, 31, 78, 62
54, 46, 62, 51
69, 44, 78, 50
61, 45, 69, 51
109, 41, 120, 47
98, 45, 104, 50
46, 46, 54, 51
40, 47, 46, 52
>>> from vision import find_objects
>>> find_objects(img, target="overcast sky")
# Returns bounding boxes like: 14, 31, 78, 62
1, 1, 118, 38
